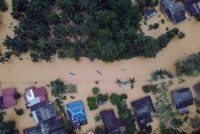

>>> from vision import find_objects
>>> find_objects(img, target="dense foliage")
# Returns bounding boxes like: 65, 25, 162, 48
50, 79, 77, 98
94, 126, 106, 134
0, 0, 7, 12
175, 53, 200, 77
136, 0, 159, 11
2, 0, 179, 63
0, 110, 19, 134
87, 93, 108, 110
109, 93, 136, 134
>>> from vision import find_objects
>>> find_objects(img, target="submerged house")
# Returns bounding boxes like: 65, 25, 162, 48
160, 0, 187, 24
144, 9, 157, 19
131, 96, 156, 130
194, 82, 200, 94
100, 110, 124, 134
31, 102, 57, 124
172, 88, 193, 114
23, 86, 67, 134
184, 0, 200, 20
66, 101, 87, 129
24, 86, 47, 107
2, 88, 16, 109
23, 116, 66, 134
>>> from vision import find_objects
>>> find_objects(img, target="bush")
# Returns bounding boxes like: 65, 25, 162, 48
142, 85, 151, 93
170, 119, 183, 128
14, 108, 24, 116
87, 97, 98, 110
14, 92, 21, 99
0, 0, 8, 12
92, 87, 100, 95
97, 94, 108, 103
175, 53, 200, 77
95, 126, 105, 134
161, 19, 165, 24
142, 84, 158, 94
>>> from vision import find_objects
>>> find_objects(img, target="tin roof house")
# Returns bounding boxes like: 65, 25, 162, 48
100, 109, 125, 134
172, 88, 193, 114
131, 96, 156, 130
24, 86, 47, 107
184, 0, 200, 20
160, 0, 187, 24
2, 88, 16, 109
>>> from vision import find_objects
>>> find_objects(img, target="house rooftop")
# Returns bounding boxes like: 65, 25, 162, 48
161, 0, 187, 24
100, 110, 124, 134
194, 82, 200, 94
131, 96, 156, 129
24, 86, 47, 107
66, 101, 87, 129
32, 102, 57, 124
2, 88, 16, 108
172, 88, 193, 114
144, 9, 157, 18
23, 117, 67, 134
23, 126, 41, 134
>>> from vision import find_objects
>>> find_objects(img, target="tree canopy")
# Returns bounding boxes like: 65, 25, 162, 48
0, 0, 179, 63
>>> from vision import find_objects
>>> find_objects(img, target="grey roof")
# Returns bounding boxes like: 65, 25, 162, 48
23, 117, 67, 134
100, 110, 124, 134
194, 82, 200, 94
161, 0, 187, 24
131, 96, 156, 129
23, 126, 41, 134
161, 0, 173, 10
172, 88, 193, 109
33, 103, 57, 122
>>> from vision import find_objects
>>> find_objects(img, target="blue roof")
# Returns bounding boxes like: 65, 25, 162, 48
66, 101, 87, 129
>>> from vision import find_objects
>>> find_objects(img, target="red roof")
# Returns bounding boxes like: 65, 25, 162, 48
24, 86, 47, 106
33, 87, 47, 97
3, 88, 16, 108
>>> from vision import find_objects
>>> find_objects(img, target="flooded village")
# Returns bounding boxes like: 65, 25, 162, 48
0, 0, 200, 134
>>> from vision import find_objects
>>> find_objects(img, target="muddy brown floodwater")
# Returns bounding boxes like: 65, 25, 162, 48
0, 0, 200, 134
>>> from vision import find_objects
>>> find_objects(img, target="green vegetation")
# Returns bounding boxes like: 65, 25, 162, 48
92, 87, 100, 95
50, 79, 77, 98
161, 19, 165, 24
178, 31, 186, 39
0, 110, 19, 134
94, 126, 105, 134
149, 23, 159, 30
136, 0, 159, 11
87, 93, 108, 111
160, 122, 186, 134
154, 82, 176, 122
1, 0, 179, 63
0, 0, 8, 12
142, 84, 158, 93
175, 53, 200, 77
87, 96, 98, 111
151, 69, 174, 81
14, 108, 24, 116
170, 119, 183, 128
14, 92, 21, 99
94, 113, 102, 124
109, 93, 136, 134
116, 78, 136, 89
194, 98, 200, 107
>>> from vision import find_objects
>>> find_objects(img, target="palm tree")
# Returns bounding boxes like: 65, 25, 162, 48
129, 78, 136, 89
94, 113, 102, 124
37, 38, 46, 50
178, 32, 185, 39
